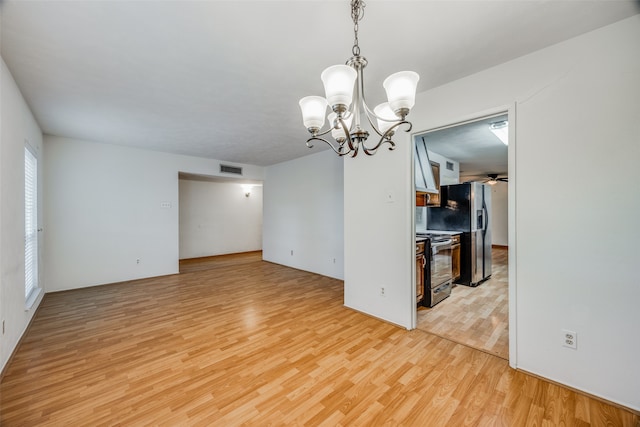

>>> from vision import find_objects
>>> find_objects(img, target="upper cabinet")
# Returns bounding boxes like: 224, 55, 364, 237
415, 137, 438, 193
415, 137, 440, 206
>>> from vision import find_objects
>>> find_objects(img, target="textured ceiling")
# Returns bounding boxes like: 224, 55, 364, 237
417, 114, 509, 182
2, 1, 638, 166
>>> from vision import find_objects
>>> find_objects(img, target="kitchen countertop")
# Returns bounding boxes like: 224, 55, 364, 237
424, 230, 462, 235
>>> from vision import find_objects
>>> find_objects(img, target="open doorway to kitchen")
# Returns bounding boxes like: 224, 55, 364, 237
414, 113, 510, 360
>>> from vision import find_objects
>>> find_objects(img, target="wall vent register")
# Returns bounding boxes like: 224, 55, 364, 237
220, 164, 243, 175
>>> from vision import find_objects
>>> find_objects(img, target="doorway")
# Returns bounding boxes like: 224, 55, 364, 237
177, 173, 263, 266
413, 113, 510, 360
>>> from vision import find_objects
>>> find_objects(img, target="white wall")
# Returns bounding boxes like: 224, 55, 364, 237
0, 58, 45, 373
490, 183, 508, 246
179, 179, 262, 259
510, 17, 639, 410
263, 150, 343, 280
428, 150, 459, 185
344, 141, 414, 327
345, 15, 640, 410
43, 136, 264, 292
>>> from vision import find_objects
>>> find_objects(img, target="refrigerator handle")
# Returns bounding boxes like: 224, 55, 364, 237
480, 185, 488, 233
483, 206, 488, 232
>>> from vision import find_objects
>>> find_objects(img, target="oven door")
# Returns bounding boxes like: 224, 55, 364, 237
430, 240, 452, 288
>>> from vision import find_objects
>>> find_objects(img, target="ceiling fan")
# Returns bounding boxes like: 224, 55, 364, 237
483, 173, 508, 185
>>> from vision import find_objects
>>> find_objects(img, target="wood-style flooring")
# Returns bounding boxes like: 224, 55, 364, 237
418, 247, 509, 360
1, 252, 637, 426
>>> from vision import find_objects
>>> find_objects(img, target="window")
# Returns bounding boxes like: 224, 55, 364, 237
25, 144, 38, 302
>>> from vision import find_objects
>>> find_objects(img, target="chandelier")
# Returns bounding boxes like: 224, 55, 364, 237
299, 0, 420, 157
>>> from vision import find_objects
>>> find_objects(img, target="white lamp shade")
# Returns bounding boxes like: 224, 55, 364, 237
328, 112, 353, 140
321, 65, 357, 108
383, 71, 419, 112
299, 96, 327, 130
373, 102, 396, 134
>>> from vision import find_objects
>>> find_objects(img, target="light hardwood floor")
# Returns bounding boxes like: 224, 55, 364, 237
1, 252, 637, 426
418, 247, 509, 359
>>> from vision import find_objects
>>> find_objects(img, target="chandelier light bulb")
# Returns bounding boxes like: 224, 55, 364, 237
321, 65, 357, 111
299, 96, 327, 131
373, 102, 396, 134
383, 71, 420, 114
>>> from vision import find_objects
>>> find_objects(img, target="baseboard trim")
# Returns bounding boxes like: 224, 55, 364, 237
343, 304, 408, 330
179, 250, 263, 263
516, 367, 640, 416
0, 294, 46, 382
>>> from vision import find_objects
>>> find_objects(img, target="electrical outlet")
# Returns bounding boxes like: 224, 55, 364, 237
562, 329, 577, 349
333, 258, 336, 264
290, 250, 293, 256
380, 287, 385, 297
136, 259, 140, 264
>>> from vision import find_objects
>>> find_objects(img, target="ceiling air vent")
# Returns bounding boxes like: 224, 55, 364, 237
220, 164, 243, 175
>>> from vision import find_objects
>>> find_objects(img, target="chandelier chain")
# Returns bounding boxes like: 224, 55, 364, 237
351, 0, 365, 57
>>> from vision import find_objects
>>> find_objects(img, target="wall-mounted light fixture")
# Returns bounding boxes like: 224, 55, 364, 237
241, 184, 253, 198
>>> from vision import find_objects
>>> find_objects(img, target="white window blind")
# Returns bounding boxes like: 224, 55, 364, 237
25, 145, 38, 301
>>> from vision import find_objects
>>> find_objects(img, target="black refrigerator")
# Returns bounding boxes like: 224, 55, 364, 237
427, 182, 492, 286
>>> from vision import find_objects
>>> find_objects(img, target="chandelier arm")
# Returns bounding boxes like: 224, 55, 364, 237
362, 137, 395, 156
343, 103, 356, 122
338, 117, 357, 152
306, 136, 351, 157
383, 119, 413, 137
361, 120, 412, 154
361, 103, 385, 138
314, 126, 335, 138
360, 98, 376, 118
361, 101, 407, 138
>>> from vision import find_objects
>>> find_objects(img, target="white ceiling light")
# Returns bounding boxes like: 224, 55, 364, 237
299, 0, 419, 157
490, 120, 509, 145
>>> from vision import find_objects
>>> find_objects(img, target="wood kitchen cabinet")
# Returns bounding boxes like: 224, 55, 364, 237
415, 138, 440, 207
415, 162, 441, 207
416, 192, 430, 207
416, 241, 426, 304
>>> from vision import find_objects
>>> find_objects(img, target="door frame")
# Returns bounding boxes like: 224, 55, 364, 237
410, 103, 517, 367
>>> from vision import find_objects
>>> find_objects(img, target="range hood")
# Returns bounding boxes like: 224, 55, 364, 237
415, 136, 438, 194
